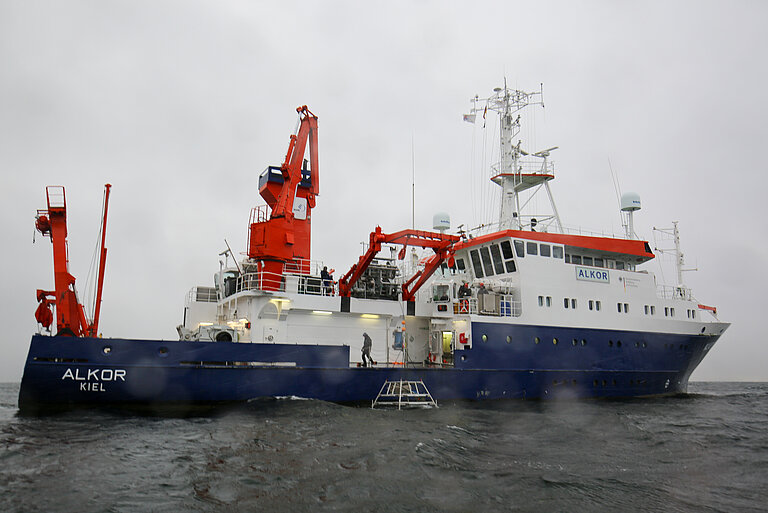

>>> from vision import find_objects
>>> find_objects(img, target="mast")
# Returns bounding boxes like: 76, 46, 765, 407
465, 83, 561, 233
89, 183, 112, 337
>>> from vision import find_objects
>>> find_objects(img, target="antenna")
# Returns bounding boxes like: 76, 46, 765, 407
411, 131, 415, 230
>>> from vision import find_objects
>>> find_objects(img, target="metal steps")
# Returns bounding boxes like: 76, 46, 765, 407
371, 379, 438, 409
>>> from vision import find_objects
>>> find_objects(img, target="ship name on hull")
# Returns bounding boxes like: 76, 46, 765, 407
61, 368, 126, 393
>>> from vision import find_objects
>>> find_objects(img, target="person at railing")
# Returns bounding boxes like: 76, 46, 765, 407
321, 266, 333, 296
458, 281, 471, 298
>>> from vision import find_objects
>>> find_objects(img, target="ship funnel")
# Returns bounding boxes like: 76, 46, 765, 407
433, 212, 450, 233
620, 192, 641, 239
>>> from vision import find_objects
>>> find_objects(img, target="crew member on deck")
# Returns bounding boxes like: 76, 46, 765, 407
458, 281, 471, 298
361, 332, 374, 367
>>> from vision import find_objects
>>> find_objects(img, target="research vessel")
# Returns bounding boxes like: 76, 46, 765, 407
19, 87, 729, 412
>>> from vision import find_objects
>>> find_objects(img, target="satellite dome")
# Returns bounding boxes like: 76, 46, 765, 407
433, 212, 450, 232
620, 192, 642, 212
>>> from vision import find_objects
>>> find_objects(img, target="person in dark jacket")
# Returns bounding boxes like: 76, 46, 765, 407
321, 266, 333, 295
361, 332, 374, 367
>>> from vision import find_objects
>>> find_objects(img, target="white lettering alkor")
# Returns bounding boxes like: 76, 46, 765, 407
62, 368, 127, 382
575, 266, 610, 283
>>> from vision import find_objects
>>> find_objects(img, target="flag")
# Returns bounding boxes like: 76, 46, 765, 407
463, 114, 476, 124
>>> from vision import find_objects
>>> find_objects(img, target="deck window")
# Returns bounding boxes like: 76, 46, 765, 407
596, 300, 601, 311
505, 260, 517, 273
456, 258, 466, 271
526, 242, 538, 256
590, 300, 594, 311
571, 255, 582, 265
514, 240, 525, 258
540, 244, 551, 257
470, 249, 484, 278
553, 246, 563, 259
615, 261, 625, 270
480, 247, 495, 276
651, 306, 656, 315
564, 298, 569, 309
594, 258, 604, 267
564, 254, 571, 263
582, 256, 593, 266
571, 298, 577, 309
490, 244, 505, 274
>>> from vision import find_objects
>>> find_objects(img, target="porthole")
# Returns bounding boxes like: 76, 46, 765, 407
593, 379, 598, 387
481, 334, 488, 342
572, 338, 578, 346
581, 339, 587, 346
506, 335, 512, 344
608, 340, 613, 347
534, 337, 540, 344
617, 340, 622, 348
635, 341, 639, 348
158, 347, 169, 357
102, 346, 112, 355
642, 342, 647, 348
553, 338, 558, 345
571, 379, 577, 385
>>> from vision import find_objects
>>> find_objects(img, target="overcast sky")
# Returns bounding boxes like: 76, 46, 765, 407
2, 0, 766, 382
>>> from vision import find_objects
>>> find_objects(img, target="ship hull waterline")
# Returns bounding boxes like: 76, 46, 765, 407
18, 329, 721, 413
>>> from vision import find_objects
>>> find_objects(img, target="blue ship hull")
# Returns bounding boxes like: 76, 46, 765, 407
18, 322, 721, 412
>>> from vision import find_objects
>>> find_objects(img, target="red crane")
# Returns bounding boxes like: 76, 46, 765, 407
34, 184, 112, 337
248, 106, 319, 290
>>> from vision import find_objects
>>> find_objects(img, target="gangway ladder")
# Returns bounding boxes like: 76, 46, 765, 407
371, 379, 438, 410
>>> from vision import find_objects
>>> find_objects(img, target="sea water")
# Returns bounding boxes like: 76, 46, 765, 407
1, 382, 766, 512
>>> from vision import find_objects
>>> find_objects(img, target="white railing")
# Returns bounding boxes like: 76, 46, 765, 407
453, 295, 521, 317
187, 286, 217, 304
657, 285, 694, 301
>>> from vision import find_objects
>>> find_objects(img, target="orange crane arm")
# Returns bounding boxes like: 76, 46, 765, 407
272, 106, 319, 218
338, 227, 459, 299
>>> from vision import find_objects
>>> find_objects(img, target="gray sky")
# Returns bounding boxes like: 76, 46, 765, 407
1, 0, 766, 382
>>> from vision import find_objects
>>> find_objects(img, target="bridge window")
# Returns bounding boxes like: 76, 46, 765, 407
571, 255, 582, 265
480, 247, 495, 276
514, 240, 525, 257
501, 240, 514, 259
456, 258, 466, 271
594, 258, 604, 267
470, 249, 484, 278
553, 246, 563, 259
583, 256, 593, 266
540, 244, 551, 257
490, 244, 505, 274
526, 242, 538, 256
